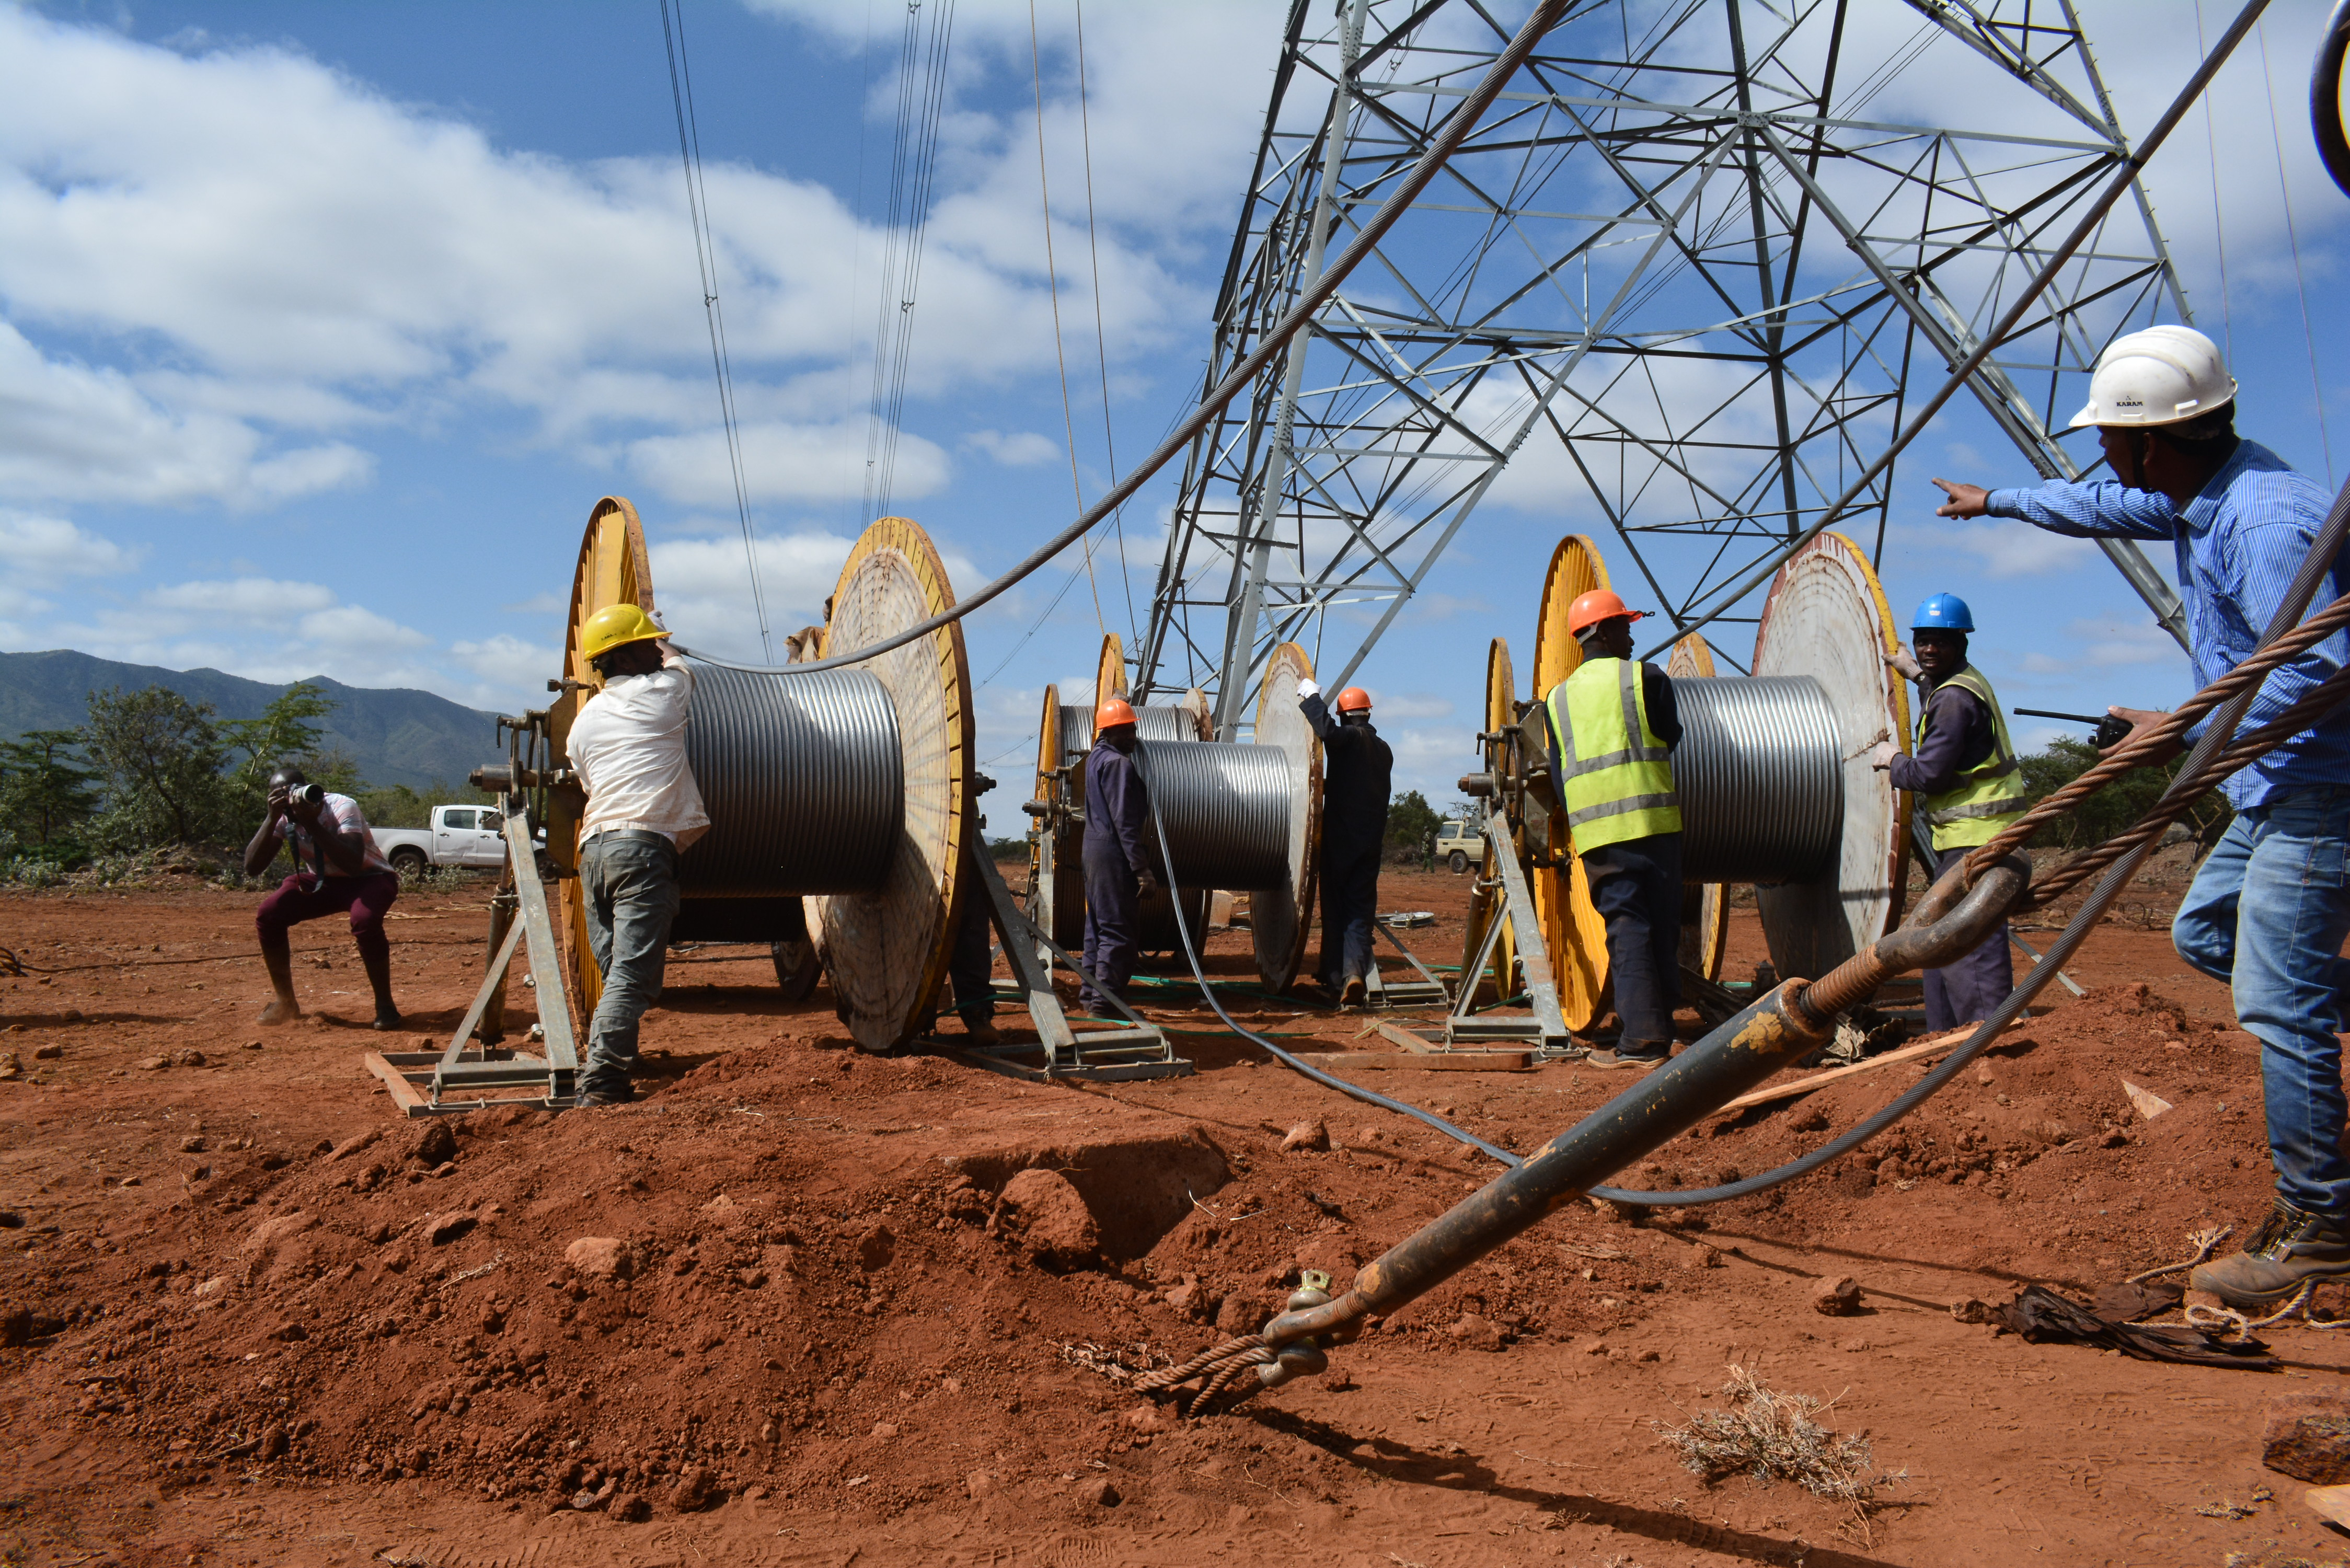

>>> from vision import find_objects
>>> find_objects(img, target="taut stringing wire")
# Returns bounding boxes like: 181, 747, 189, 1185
1073, 0, 1138, 648
1030, 0, 1109, 640
2258, 16, 2335, 485
659, 0, 775, 660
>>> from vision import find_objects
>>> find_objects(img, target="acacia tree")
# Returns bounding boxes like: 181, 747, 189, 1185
220, 681, 360, 805
0, 730, 101, 848
80, 686, 234, 848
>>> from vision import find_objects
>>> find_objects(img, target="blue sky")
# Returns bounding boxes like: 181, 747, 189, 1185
2, 0, 2345, 805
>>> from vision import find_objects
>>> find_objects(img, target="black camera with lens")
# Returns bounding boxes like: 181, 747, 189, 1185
286, 782, 326, 809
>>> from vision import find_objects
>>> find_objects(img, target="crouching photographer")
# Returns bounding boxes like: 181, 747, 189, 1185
244, 764, 402, 1030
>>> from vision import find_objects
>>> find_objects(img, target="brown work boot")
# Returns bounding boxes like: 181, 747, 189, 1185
961, 1013, 1003, 1047
1587, 1040, 1671, 1070
2190, 1200, 2350, 1309
1340, 975, 1367, 1008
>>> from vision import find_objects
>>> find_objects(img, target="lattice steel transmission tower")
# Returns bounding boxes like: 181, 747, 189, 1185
1137, 0, 2193, 727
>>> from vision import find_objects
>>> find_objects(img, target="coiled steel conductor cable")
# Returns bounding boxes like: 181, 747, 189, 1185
1131, 745, 1524, 1170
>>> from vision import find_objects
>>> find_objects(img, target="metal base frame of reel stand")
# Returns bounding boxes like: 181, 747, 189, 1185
1442, 819, 1576, 1059
361, 805, 582, 1116
1362, 923, 1448, 1011
950, 849, 1194, 1085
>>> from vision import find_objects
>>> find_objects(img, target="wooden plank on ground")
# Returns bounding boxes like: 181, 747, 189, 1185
1299, 1050, 1533, 1073
361, 1052, 431, 1118
1373, 1020, 1438, 1054
1718, 1023, 2005, 1113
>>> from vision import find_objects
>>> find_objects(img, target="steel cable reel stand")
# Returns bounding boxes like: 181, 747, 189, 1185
1454, 531, 1912, 1056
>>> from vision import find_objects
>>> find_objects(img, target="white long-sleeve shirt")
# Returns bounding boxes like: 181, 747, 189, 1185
568, 654, 710, 850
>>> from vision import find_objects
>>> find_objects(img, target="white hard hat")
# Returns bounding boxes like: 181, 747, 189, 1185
2068, 324, 2237, 429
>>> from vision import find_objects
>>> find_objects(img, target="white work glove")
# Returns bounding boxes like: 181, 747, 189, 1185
1864, 739, 1899, 771
1296, 677, 1321, 701
1884, 643, 1923, 683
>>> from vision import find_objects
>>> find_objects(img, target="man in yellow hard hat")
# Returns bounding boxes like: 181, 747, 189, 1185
1541, 589, 1682, 1068
1933, 323, 2350, 1310
565, 603, 709, 1108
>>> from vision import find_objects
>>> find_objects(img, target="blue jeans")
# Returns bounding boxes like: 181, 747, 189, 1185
580, 831, 682, 1098
2172, 787, 2350, 1215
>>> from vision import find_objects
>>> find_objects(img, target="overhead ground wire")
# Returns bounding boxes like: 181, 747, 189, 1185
659, 0, 774, 660
2259, 17, 2336, 485
1028, 0, 1108, 639
1073, 0, 1138, 648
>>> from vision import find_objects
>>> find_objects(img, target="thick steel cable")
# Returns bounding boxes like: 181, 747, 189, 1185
1671, 677, 1841, 885
1054, 705, 1198, 760
673, 0, 1573, 678
1133, 740, 1291, 891
673, 665, 901, 897
1130, 748, 1524, 1170
1638, 0, 2271, 661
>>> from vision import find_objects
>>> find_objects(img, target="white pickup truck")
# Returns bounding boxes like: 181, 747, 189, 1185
373, 805, 512, 875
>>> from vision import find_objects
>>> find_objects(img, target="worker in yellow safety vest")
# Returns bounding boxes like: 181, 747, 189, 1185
1865, 593, 2028, 1032
1541, 589, 1683, 1068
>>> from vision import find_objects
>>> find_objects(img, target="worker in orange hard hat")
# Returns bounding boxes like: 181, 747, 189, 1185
1296, 677, 1393, 1007
1543, 587, 1683, 1068
1080, 694, 1157, 1011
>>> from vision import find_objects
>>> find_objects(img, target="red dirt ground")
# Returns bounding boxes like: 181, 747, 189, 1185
2, 856, 2346, 1568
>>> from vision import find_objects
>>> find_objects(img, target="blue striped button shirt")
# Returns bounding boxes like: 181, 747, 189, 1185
1985, 439, 2350, 811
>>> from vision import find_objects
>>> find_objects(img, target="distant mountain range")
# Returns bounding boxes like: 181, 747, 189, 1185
0, 650, 504, 791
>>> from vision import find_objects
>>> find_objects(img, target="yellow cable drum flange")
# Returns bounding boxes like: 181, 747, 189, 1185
549, 500, 973, 1054
1666, 631, 1728, 984
1526, 535, 1618, 1031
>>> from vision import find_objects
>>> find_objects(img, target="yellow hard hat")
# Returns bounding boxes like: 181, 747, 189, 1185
581, 604, 665, 661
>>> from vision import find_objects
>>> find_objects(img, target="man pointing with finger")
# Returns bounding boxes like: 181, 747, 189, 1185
1930, 324, 2350, 1310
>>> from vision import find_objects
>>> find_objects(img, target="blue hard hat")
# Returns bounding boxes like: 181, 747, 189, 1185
1912, 593, 1975, 632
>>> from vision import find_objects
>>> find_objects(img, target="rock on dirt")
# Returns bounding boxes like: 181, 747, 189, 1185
668, 1465, 721, 1513
2262, 1393, 2350, 1483
1281, 1118, 1330, 1152
408, 1120, 456, 1167
996, 1168, 1099, 1265
1808, 1275, 1864, 1316
565, 1236, 634, 1281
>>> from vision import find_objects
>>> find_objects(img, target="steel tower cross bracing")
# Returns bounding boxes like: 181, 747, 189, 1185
1137, 0, 2193, 724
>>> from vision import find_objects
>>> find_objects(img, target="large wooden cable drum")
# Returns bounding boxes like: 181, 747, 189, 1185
1749, 530, 1912, 984
1247, 642, 1322, 991
1666, 632, 1728, 983
551, 501, 972, 1054
1030, 634, 1211, 951
1466, 637, 1523, 999
1526, 535, 1617, 1032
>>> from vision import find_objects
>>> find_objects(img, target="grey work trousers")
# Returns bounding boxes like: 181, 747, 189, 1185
580, 830, 682, 1098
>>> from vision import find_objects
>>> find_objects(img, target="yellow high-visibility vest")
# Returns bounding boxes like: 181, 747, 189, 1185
1545, 656, 1680, 853
1916, 664, 2028, 850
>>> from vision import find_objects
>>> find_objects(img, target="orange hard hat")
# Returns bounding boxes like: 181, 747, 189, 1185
1565, 587, 1646, 637
1334, 686, 1372, 713
1095, 696, 1137, 732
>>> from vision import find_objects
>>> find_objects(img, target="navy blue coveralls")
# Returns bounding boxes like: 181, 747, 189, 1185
1301, 694, 1393, 990
1080, 737, 1151, 1010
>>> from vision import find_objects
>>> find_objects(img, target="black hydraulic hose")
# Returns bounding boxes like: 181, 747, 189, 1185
1593, 460, 2350, 1208
1130, 746, 1525, 1170
2314, 0, 2350, 200
671, 0, 1572, 680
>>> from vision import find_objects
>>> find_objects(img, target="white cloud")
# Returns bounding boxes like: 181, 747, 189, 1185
0, 511, 140, 586
1887, 517, 2099, 580
298, 604, 431, 649
963, 429, 1060, 467
450, 633, 560, 698
624, 420, 950, 506
1373, 693, 1456, 721
145, 578, 337, 620
2019, 616, 2191, 673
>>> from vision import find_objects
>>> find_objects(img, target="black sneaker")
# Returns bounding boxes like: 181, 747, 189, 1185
573, 1086, 634, 1110
2191, 1200, 2350, 1308
371, 1008, 404, 1032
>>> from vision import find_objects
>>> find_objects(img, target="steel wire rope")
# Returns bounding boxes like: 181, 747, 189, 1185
2196, 0, 2237, 363
673, 0, 1581, 678
659, 0, 775, 660
862, 0, 958, 524
1072, 0, 1138, 648
1027, 0, 1108, 639
2259, 16, 2336, 485
1586, 457, 2350, 1209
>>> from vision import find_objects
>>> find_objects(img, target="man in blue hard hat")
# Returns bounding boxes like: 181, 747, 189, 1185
1864, 594, 2028, 1033
1932, 324, 2350, 1311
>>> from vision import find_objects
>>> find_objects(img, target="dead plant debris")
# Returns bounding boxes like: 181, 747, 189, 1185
1655, 1365, 1902, 1510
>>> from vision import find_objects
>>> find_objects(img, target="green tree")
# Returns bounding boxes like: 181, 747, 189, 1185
2015, 735, 2231, 852
220, 681, 345, 804
80, 686, 235, 848
1386, 788, 1443, 864
0, 729, 101, 849
355, 778, 492, 829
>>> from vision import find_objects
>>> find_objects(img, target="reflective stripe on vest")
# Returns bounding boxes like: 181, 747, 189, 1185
1916, 664, 2029, 850
1546, 657, 1680, 853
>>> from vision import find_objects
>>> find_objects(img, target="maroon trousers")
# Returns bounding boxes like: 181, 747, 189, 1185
255, 871, 399, 965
